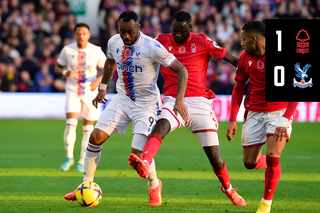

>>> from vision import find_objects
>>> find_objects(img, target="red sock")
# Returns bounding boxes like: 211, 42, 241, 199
212, 160, 231, 190
264, 157, 281, 200
255, 155, 267, 169
142, 134, 162, 164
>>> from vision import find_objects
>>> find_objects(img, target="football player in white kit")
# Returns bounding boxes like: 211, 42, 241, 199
64, 11, 188, 206
55, 23, 106, 172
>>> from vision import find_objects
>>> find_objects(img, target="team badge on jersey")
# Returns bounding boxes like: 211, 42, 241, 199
179, 46, 186, 53
293, 63, 313, 88
191, 43, 196, 53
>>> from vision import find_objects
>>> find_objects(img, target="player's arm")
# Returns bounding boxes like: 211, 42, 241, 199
92, 57, 116, 108
274, 102, 299, 142
226, 80, 246, 142
90, 68, 104, 91
223, 51, 238, 68
54, 63, 75, 78
168, 60, 189, 123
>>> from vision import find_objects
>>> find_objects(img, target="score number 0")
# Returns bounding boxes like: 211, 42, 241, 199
274, 30, 285, 87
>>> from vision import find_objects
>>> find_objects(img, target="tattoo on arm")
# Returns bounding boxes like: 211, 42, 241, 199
170, 60, 188, 97
102, 58, 117, 84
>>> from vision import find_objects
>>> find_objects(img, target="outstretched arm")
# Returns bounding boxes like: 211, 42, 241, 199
168, 60, 189, 123
92, 57, 116, 108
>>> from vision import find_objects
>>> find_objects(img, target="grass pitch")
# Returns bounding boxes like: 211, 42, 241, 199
0, 119, 319, 212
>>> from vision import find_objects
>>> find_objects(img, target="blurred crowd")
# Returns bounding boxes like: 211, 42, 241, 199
0, 0, 319, 94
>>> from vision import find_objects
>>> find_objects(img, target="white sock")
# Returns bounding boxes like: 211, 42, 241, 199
261, 198, 272, 205
83, 142, 102, 183
78, 125, 94, 165
147, 159, 159, 189
63, 118, 78, 158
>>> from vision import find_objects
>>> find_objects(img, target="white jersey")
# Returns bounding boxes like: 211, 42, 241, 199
107, 32, 176, 106
57, 42, 106, 96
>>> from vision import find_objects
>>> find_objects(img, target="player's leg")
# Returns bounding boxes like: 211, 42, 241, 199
131, 133, 162, 206
241, 111, 267, 170
77, 96, 101, 172
256, 136, 286, 212
64, 128, 109, 201
255, 109, 291, 213
61, 112, 78, 171
243, 145, 266, 169
77, 119, 94, 172
142, 97, 184, 165
61, 92, 81, 171
196, 132, 246, 206
65, 95, 129, 201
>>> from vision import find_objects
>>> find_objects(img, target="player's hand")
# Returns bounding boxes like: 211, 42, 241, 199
226, 121, 237, 142
92, 90, 108, 108
274, 117, 288, 142
90, 80, 100, 91
66, 70, 76, 78
173, 99, 189, 123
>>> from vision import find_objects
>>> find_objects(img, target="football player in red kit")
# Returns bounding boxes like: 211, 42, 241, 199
129, 11, 246, 206
226, 20, 298, 213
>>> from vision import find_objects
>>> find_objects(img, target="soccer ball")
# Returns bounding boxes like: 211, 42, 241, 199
75, 182, 102, 207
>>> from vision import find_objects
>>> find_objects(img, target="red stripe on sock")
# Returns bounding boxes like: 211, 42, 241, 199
143, 134, 162, 164
212, 160, 231, 190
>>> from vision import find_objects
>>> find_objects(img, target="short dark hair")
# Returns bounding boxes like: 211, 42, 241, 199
74, 23, 90, 32
242, 20, 265, 37
173, 11, 191, 24
119, 11, 138, 22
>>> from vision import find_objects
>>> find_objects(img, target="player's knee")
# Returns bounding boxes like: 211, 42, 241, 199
244, 161, 256, 170
89, 129, 108, 145
266, 156, 280, 167
211, 158, 224, 170
152, 119, 170, 139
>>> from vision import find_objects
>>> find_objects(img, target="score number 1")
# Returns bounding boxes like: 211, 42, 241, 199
274, 30, 284, 87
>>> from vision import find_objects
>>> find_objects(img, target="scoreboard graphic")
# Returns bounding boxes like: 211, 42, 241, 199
265, 19, 320, 102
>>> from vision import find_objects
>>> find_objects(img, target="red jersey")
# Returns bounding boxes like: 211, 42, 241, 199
229, 50, 289, 121
156, 32, 227, 99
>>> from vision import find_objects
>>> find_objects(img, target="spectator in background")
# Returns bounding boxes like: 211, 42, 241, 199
1, 63, 18, 92
34, 62, 53, 92
21, 48, 38, 80
17, 70, 34, 92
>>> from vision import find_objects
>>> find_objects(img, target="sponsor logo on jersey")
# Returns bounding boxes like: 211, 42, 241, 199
117, 63, 142, 72
293, 63, 312, 88
257, 60, 264, 69
169, 46, 173, 51
179, 46, 186, 53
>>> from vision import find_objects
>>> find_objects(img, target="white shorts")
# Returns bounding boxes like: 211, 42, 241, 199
241, 109, 293, 148
95, 94, 161, 148
161, 96, 219, 147
65, 89, 100, 121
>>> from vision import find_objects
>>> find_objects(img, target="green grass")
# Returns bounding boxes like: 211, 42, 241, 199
0, 119, 319, 212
